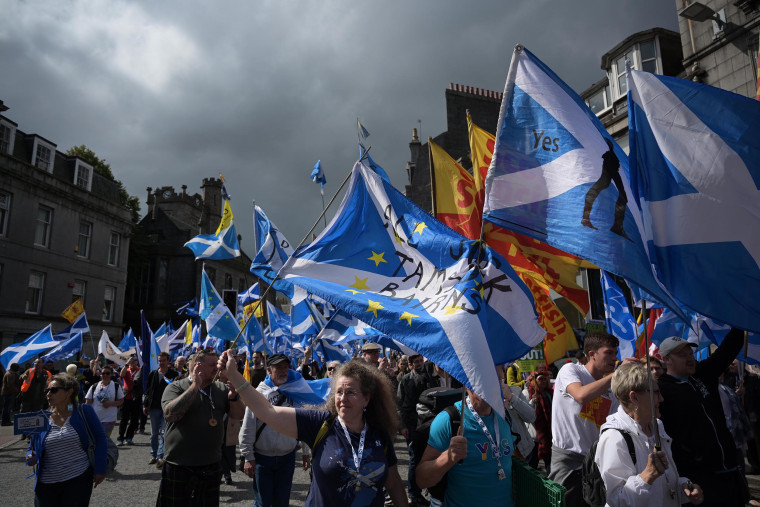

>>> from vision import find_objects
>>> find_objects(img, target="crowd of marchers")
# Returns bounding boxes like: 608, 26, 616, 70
3, 329, 760, 507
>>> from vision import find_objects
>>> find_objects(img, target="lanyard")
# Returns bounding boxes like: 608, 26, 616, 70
199, 387, 216, 411
337, 416, 367, 471
466, 396, 502, 460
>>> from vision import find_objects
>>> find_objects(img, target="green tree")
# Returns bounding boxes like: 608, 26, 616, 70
66, 145, 141, 223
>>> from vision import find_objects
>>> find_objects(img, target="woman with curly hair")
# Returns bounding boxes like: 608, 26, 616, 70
219, 351, 407, 507
524, 369, 553, 474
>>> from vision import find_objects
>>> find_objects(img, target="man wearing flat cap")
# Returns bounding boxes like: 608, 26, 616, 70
658, 328, 746, 506
239, 353, 308, 507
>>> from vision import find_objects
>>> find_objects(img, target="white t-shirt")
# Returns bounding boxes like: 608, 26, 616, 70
85, 381, 124, 423
551, 362, 618, 455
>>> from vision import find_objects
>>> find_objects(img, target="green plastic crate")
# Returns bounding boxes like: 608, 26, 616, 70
512, 456, 565, 507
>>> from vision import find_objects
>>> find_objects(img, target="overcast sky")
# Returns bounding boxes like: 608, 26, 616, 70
1, 0, 680, 255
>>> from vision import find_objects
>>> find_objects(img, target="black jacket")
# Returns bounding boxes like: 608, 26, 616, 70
143, 367, 179, 409
396, 369, 435, 432
658, 327, 744, 481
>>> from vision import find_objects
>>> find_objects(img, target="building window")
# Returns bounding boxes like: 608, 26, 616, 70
34, 143, 53, 172
639, 40, 657, 74
35, 205, 52, 247
103, 286, 115, 322
77, 221, 92, 258
72, 279, 86, 304
0, 119, 15, 155
108, 232, 121, 266
586, 85, 611, 115
26, 271, 45, 314
0, 191, 10, 236
74, 161, 93, 191
225, 273, 233, 290
615, 50, 633, 96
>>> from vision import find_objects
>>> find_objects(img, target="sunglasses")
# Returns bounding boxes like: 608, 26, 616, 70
327, 367, 337, 371
44, 387, 63, 395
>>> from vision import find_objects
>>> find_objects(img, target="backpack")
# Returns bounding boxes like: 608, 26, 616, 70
411, 405, 461, 502
77, 404, 119, 474
581, 428, 636, 507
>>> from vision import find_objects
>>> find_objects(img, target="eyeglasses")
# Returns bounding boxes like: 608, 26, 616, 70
327, 367, 337, 371
335, 389, 358, 398
44, 387, 62, 395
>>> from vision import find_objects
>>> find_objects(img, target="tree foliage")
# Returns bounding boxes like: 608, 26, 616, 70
66, 145, 140, 223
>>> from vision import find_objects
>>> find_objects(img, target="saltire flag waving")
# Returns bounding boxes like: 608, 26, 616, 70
42, 332, 82, 362
184, 177, 240, 260
251, 204, 294, 296
0, 325, 57, 370
482, 45, 683, 318
258, 159, 545, 417
311, 160, 326, 195
53, 312, 90, 341
600, 271, 637, 359
200, 267, 242, 341
627, 68, 760, 333
259, 369, 330, 406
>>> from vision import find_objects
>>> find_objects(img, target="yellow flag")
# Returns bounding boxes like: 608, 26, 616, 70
429, 139, 482, 239
185, 320, 193, 344
243, 358, 252, 384
61, 299, 85, 324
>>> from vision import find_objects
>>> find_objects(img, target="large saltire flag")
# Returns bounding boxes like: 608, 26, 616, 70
42, 332, 82, 362
429, 138, 482, 239
251, 204, 295, 296
0, 325, 57, 370
184, 189, 240, 260
54, 312, 90, 341
261, 160, 545, 417
600, 271, 638, 359
627, 68, 760, 333
200, 267, 242, 341
482, 45, 682, 318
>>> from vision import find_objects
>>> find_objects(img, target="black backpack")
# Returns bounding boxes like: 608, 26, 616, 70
411, 405, 461, 502
581, 428, 636, 507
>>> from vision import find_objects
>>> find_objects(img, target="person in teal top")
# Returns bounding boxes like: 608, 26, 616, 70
417, 388, 514, 507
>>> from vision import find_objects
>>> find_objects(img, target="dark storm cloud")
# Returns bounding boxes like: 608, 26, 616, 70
1, 0, 679, 254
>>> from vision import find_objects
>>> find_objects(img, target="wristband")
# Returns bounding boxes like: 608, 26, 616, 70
234, 380, 251, 393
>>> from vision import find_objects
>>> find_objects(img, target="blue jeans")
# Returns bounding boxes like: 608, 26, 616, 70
1, 394, 14, 425
253, 450, 296, 507
149, 408, 165, 458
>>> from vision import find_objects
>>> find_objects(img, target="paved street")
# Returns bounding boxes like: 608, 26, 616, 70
0, 421, 410, 506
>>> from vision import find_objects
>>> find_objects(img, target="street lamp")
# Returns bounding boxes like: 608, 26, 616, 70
678, 2, 726, 29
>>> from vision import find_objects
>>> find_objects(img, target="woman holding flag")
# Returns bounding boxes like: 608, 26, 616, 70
219, 350, 408, 506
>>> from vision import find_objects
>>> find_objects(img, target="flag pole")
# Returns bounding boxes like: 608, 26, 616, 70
641, 300, 661, 450
427, 138, 437, 218
230, 151, 367, 347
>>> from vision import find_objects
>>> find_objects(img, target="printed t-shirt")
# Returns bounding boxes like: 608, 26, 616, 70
295, 408, 397, 507
551, 362, 617, 454
161, 378, 229, 466
427, 400, 514, 507
85, 381, 124, 423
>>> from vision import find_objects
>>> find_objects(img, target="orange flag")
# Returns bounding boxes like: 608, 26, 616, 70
61, 299, 85, 324
429, 139, 482, 239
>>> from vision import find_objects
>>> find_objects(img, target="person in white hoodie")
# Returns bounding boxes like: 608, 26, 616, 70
596, 361, 704, 506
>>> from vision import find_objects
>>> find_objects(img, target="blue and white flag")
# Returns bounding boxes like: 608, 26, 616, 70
54, 313, 90, 342
236, 314, 265, 358
259, 369, 330, 406
0, 325, 57, 370
202, 336, 225, 354
157, 321, 188, 353
482, 46, 682, 317
311, 160, 326, 195
200, 267, 241, 342
316, 339, 352, 363
627, 69, 760, 333
177, 298, 199, 318
266, 301, 291, 339
291, 288, 327, 337
251, 204, 295, 296
42, 332, 82, 363
140, 311, 161, 385
317, 310, 416, 355
118, 328, 136, 351
237, 283, 260, 322
600, 271, 638, 359
184, 194, 241, 260
270, 160, 545, 417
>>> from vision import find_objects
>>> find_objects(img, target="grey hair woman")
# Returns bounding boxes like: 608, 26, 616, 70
595, 362, 703, 506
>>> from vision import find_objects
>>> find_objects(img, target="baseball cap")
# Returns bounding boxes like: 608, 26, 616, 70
266, 353, 289, 366
659, 337, 697, 357
361, 342, 381, 352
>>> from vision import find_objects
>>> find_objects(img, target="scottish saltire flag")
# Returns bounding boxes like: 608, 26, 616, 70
177, 298, 199, 318
0, 325, 57, 370
153, 322, 167, 343
53, 312, 90, 341
118, 328, 136, 351
627, 69, 760, 333
200, 267, 242, 341
317, 338, 352, 363
259, 369, 330, 406
202, 336, 225, 354
238, 283, 262, 321
311, 160, 326, 195
600, 271, 638, 359
291, 288, 327, 337
316, 310, 416, 355
184, 196, 241, 260
482, 46, 681, 318
157, 321, 188, 352
42, 332, 82, 362
251, 204, 295, 296
236, 313, 265, 358
266, 300, 291, 339
272, 160, 544, 417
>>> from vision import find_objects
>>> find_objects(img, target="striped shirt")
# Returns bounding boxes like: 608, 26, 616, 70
39, 418, 90, 484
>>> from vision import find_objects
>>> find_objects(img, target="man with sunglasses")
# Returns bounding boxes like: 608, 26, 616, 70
658, 328, 746, 506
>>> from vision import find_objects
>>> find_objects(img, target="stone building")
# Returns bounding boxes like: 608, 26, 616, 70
0, 100, 133, 350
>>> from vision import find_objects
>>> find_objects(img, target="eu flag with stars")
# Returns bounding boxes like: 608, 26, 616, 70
262, 159, 545, 417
